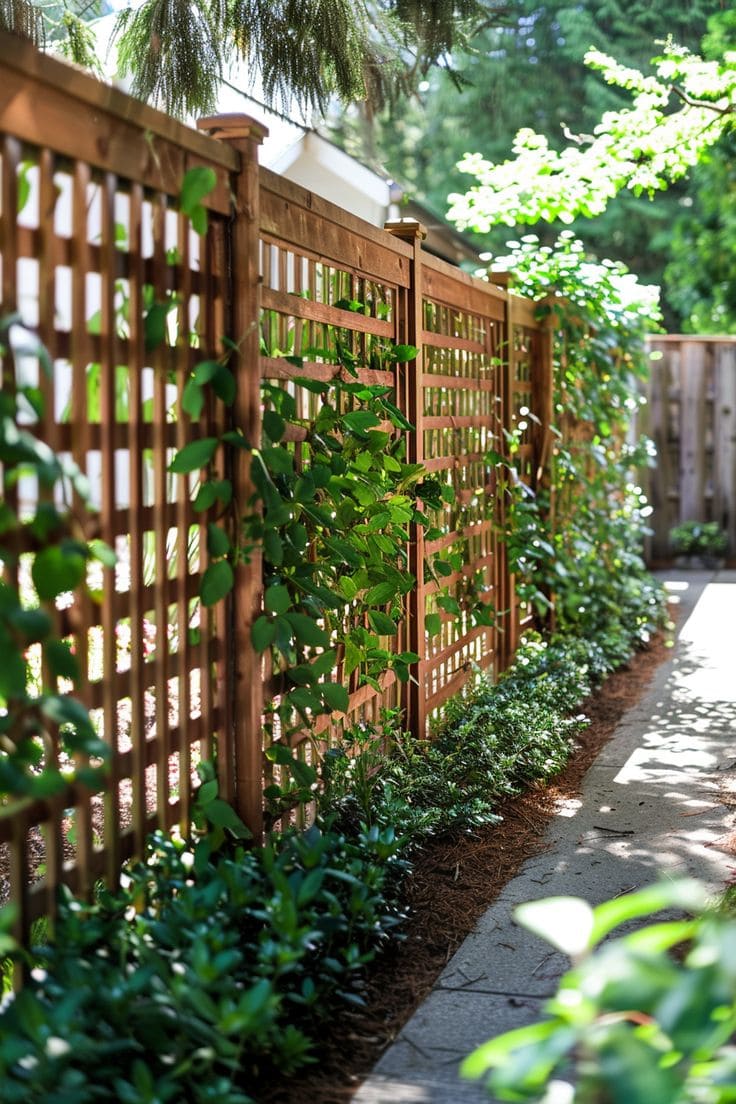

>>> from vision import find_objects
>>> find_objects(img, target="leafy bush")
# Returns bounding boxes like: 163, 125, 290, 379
670, 520, 728, 560
321, 632, 621, 843
462, 879, 736, 1104
0, 821, 407, 1102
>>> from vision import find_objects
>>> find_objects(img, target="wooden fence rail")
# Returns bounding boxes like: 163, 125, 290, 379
0, 36, 553, 942
644, 336, 736, 559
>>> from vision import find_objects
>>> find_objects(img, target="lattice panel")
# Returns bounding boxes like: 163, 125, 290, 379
257, 179, 413, 794
0, 125, 231, 925
421, 284, 505, 721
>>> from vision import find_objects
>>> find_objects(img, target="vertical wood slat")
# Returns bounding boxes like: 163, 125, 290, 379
679, 341, 707, 524
151, 192, 170, 828
385, 219, 427, 741
128, 181, 148, 856
70, 159, 93, 900
197, 114, 268, 839
714, 344, 736, 553
100, 171, 121, 887
37, 147, 63, 925
501, 293, 518, 668
210, 214, 230, 804
646, 351, 672, 560
176, 210, 193, 831
197, 213, 216, 776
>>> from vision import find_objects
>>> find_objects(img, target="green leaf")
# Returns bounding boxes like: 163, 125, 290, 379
263, 529, 284, 566
207, 523, 230, 558
461, 1019, 561, 1081
41, 694, 95, 735
251, 615, 276, 652
261, 446, 293, 475
200, 560, 233, 606
265, 743, 293, 766
8, 607, 52, 643
364, 581, 396, 605
211, 365, 236, 406
322, 681, 350, 712
203, 797, 251, 837
45, 639, 80, 682
342, 410, 381, 434
425, 612, 442, 636
182, 378, 204, 419
193, 482, 218, 512
265, 585, 291, 615
196, 779, 218, 805
180, 166, 216, 235
169, 437, 218, 473
88, 539, 116, 567
263, 410, 286, 442
368, 611, 397, 635
391, 344, 418, 363
591, 880, 710, 948
32, 545, 86, 600
284, 613, 330, 647
143, 302, 171, 350
290, 758, 318, 787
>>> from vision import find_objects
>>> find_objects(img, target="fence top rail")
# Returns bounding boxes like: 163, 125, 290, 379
0, 32, 238, 210
422, 250, 507, 303
259, 166, 415, 288
421, 252, 509, 326
647, 334, 736, 344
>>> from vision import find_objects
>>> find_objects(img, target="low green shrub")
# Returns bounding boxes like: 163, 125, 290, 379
321, 630, 627, 844
670, 520, 728, 560
0, 822, 407, 1103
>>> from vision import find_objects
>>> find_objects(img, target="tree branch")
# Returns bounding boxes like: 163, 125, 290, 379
670, 83, 735, 116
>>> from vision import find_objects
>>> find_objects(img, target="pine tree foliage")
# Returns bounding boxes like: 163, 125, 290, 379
0, 0, 507, 118
115, 0, 226, 118
57, 7, 102, 71
0, 0, 45, 46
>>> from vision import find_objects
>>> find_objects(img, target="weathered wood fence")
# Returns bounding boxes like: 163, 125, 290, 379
0, 35, 552, 941
645, 336, 736, 559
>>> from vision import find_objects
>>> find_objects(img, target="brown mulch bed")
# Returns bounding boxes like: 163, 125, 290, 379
261, 627, 673, 1104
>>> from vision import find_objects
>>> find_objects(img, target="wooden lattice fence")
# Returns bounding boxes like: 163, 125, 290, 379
0, 37, 554, 942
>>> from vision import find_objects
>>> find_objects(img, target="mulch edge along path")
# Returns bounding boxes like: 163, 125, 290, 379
262, 627, 673, 1104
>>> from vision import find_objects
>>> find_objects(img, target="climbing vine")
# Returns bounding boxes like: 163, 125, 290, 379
493, 233, 666, 655
0, 317, 110, 800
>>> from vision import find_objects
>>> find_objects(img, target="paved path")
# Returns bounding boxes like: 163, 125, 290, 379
355, 570, 736, 1104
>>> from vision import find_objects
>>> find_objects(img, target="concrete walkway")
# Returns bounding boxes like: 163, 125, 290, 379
355, 571, 736, 1104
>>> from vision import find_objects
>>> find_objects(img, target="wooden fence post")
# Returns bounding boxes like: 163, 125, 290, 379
714, 343, 736, 554
532, 298, 555, 496
532, 298, 556, 632
384, 218, 427, 740
197, 114, 267, 839
679, 341, 707, 525
500, 290, 518, 668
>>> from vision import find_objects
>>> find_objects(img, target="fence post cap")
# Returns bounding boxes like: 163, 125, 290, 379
384, 218, 427, 241
197, 114, 269, 143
